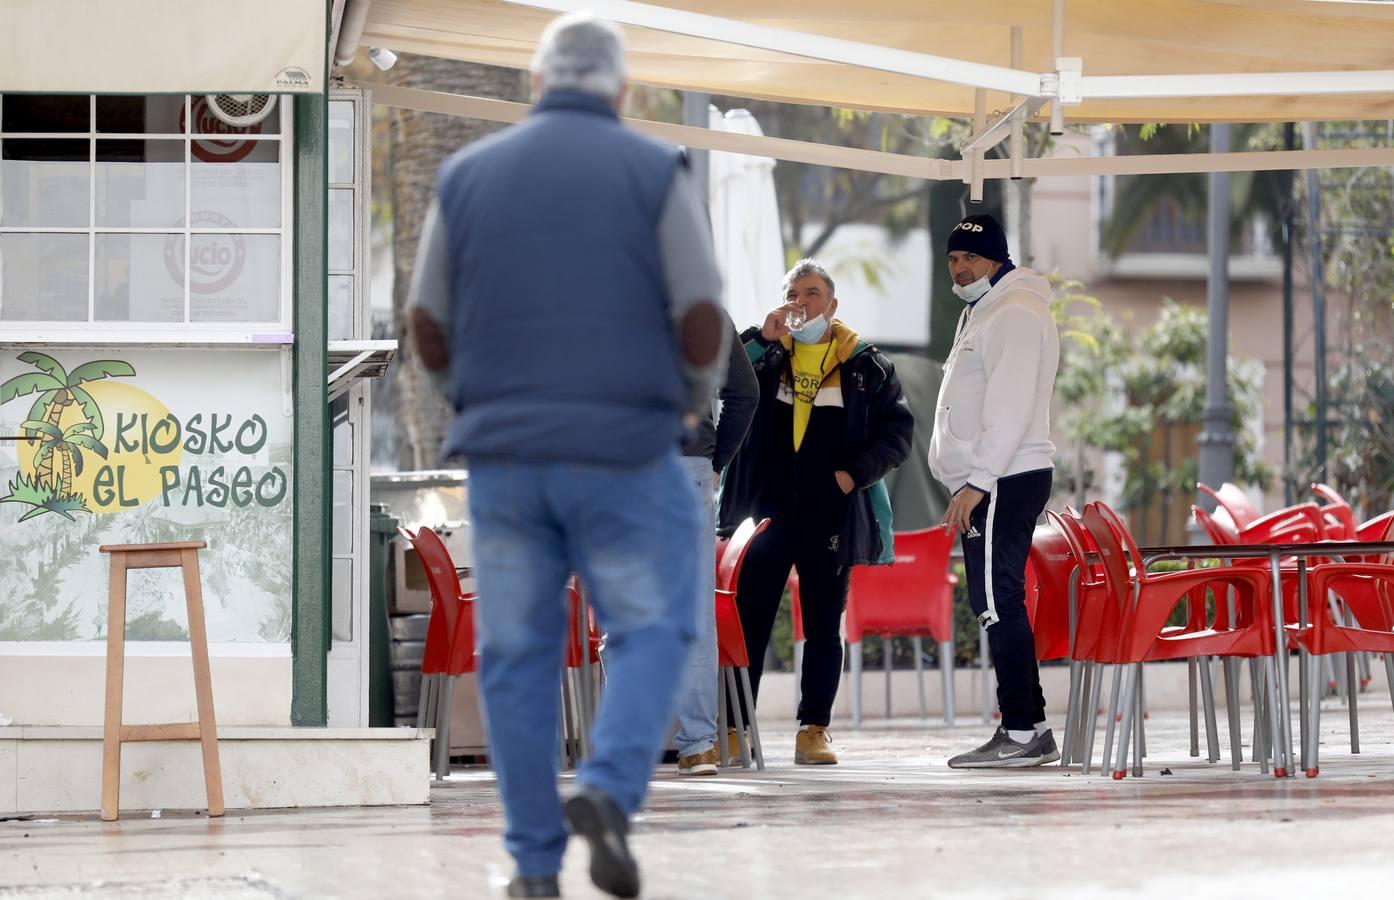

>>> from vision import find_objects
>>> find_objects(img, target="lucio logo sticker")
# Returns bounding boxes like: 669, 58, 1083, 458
164, 211, 247, 295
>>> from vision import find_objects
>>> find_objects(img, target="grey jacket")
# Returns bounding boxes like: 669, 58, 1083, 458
681, 320, 758, 472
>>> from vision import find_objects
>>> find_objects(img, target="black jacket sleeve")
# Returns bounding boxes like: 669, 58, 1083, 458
846, 353, 914, 489
712, 324, 759, 473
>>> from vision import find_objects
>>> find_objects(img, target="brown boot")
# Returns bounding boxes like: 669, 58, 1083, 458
795, 726, 838, 765
720, 728, 746, 766
677, 746, 719, 776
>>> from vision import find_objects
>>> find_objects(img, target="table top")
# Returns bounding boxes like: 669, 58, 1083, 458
1139, 540, 1394, 561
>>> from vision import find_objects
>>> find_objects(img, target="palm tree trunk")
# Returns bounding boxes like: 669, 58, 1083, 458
42, 391, 72, 429
35, 448, 56, 489
387, 55, 528, 470
59, 448, 74, 495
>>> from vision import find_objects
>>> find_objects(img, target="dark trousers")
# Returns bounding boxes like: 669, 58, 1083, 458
962, 469, 1053, 732
734, 517, 850, 727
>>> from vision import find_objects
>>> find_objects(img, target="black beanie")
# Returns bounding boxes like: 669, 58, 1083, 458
946, 213, 1010, 263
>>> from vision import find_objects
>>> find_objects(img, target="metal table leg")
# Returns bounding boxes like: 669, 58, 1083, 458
1268, 550, 1292, 777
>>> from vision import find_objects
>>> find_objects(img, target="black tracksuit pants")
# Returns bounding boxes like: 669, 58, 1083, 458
734, 517, 849, 727
962, 468, 1053, 732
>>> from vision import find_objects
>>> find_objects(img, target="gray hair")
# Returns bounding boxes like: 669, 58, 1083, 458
782, 258, 835, 297
530, 12, 628, 100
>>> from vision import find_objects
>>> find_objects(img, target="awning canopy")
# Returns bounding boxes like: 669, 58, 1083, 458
1, 0, 325, 94
328, 341, 398, 402
357, 0, 1394, 123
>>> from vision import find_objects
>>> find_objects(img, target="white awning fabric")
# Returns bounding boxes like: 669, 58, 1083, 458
358, 0, 1394, 123
1, 0, 326, 94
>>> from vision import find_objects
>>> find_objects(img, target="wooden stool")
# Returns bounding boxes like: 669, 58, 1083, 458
100, 541, 224, 822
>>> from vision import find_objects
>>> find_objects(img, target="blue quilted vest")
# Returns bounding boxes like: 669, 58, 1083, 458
435, 90, 688, 465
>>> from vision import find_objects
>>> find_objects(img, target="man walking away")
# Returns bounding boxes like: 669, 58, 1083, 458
927, 214, 1061, 769
409, 12, 727, 897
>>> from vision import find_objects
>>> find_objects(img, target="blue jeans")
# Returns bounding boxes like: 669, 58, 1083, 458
673, 456, 718, 756
468, 451, 700, 878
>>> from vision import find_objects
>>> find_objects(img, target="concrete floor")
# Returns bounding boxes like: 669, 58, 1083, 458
3, 692, 1394, 899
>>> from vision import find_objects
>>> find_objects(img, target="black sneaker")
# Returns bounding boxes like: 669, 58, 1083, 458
507, 875, 561, 898
563, 787, 640, 899
948, 726, 1056, 769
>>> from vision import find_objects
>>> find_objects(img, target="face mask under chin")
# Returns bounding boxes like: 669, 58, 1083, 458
952, 275, 992, 303
790, 314, 829, 344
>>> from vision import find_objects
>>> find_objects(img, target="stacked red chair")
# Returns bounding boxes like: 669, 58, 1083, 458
560, 579, 604, 766
714, 517, 771, 770
1077, 503, 1280, 779
1027, 516, 1095, 765
398, 525, 476, 781
1198, 481, 1323, 543
1291, 517, 1394, 776
1311, 483, 1358, 540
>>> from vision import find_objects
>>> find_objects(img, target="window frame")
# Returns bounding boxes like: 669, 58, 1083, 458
0, 94, 294, 343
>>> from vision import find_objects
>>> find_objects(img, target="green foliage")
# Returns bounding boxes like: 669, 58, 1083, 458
1289, 124, 1394, 512
1051, 281, 1271, 540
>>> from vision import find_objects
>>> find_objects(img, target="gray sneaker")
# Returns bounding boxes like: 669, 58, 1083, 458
948, 727, 1058, 769
1034, 729, 1061, 765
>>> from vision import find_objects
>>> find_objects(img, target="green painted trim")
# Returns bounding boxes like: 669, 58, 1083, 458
289, 11, 330, 727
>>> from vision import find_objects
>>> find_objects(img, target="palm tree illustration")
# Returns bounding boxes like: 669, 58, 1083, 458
1, 351, 134, 521
0, 350, 135, 447
21, 420, 108, 494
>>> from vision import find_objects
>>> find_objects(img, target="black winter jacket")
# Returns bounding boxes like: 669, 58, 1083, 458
717, 326, 914, 567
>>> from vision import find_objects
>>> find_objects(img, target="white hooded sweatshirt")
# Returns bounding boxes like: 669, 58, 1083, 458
928, 266, 1059, 495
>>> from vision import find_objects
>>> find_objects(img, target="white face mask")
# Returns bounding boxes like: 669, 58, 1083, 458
952, 274, 992, 303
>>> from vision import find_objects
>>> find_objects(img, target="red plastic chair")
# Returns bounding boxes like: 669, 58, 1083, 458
564, 580, 602, 668
1080, 503, 1279, 779
1026, 523, 1077, 662
1028, 514, 1098, 766
398, 525, 476, 780
1311, 484, 1358, 541
1293, 517, 1394, 777
1351, 511, 1394, 564
1357, 511, 1394, 543
845, 527, 958, 726
1045, 508, 1124, 771
1197, 481, 1323, 543
714, 517, 770, 770
557, 578, 605, 766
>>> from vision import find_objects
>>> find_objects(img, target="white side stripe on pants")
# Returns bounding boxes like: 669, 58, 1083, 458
981, 489, 1001, 627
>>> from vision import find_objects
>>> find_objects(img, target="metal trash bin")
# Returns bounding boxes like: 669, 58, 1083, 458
390, 613, 429, 724
368, 503, 399, 727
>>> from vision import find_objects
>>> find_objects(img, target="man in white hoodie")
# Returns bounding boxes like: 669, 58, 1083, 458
928, 214, 1060, 769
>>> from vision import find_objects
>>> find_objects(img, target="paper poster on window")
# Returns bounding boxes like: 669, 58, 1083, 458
0, 349, 293, 642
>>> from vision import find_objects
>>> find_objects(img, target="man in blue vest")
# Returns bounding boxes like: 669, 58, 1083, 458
409, 12, 727, 898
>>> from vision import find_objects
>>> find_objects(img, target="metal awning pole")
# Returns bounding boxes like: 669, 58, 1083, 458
1050, 0, 1067, 134
1198, 124, 1235, 512
970, 89, 987, 203
1282, 123, 1297, 506
1302, 123, 1330, 484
